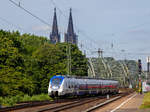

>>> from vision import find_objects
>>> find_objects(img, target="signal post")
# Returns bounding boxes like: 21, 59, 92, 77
138, 59, 142, 94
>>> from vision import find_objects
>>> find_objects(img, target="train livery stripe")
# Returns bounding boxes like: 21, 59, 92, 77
79, 85, 117, 89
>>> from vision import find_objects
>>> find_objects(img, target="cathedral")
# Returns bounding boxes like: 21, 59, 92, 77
50, 8, 78, 45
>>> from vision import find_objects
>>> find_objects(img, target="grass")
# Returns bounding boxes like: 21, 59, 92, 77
0, 94, 52, 107
140, 92, 150, 109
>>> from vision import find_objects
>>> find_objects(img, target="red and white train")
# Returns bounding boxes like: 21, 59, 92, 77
48, 75, 119, 97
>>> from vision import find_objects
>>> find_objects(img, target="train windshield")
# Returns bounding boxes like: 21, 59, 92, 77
51, 78, 62, 86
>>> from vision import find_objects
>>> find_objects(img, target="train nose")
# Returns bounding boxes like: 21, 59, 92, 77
51, 91, 58, 97
54, 91, 58, 97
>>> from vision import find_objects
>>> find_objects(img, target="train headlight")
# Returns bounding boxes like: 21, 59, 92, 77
59, 88, 63, 92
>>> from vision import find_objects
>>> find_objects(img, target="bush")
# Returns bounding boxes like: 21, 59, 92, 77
0, 94, 52, 107
141, 101, 150, 109
12, 95, 23, 104
140, 92, 150, 109
22, 94, 31, 102
2, 97, 16, 107
34, 94, 52, 101
0, 97, 3, 105
31, 94, 52, 101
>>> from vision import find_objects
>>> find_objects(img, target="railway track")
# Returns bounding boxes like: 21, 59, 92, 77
0, 98, 81, 112
0, 89, 133, 112
0, 94, 116, 112
36, 92, 133, 112
36, 95, 108, 112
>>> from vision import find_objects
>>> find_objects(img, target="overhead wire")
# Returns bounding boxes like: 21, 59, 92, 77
104, 51, 150, 56
8, 0, 95, 56
49, 0, 148, 81
8, 0, 150, 58
8, 0, 102, 55
50, 0, 65, 16
8, 0, 50, 26
0, 16, 25, 32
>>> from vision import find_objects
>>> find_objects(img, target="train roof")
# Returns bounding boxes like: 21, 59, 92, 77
52, 75, 118, 81
50, 75, 64, 81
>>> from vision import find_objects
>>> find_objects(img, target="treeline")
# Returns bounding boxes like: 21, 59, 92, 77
0, 30, 88, 97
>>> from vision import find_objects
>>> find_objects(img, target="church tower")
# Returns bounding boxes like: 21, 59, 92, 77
64, 8, 78, 45
50, 8, 60, 44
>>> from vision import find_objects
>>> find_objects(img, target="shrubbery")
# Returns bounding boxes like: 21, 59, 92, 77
0, 94, 52, 106
140, 92, 150, 109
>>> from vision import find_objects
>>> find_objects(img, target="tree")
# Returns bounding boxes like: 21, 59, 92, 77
0, 30, 88, 96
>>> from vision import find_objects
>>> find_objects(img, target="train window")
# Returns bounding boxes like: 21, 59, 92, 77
66, 81, 68, 88
51, 78, 62, 86
70, 81, 73, 88
75, 85, 77, 88
69, 80, 71, 88
71, 84, 74, 88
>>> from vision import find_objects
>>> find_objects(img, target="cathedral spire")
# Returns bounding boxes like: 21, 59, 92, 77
65, 8, 78, 45
50, 8, 60, 44
67, 8, 74, 34
52, 8, 58, 34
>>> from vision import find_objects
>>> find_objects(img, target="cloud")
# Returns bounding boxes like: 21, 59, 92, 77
128, 29, 150, 35
31, 25, 66, 34
31, 25, 51, 32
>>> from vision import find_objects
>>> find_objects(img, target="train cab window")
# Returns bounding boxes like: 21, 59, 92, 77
51, 78, 62, 87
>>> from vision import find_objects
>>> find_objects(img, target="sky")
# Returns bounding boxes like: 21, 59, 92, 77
1, 0, 150, 69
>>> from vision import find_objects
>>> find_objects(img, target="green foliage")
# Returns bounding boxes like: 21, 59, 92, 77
1, 94, 23, 106
0, 94, 52, 107
0, 97, 2, 105
2, 97, 15, 106
140, 92, 150, 109
21, 94, 52, 102
30, 94, 52, 101
56, 43, 88, 76
0, 30, 88, 97
32, 43, 88, 93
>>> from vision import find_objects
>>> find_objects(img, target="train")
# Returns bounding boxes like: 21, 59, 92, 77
48, 75, 119, 97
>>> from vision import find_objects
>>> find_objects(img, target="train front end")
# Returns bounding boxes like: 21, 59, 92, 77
48, 75, 64, 97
